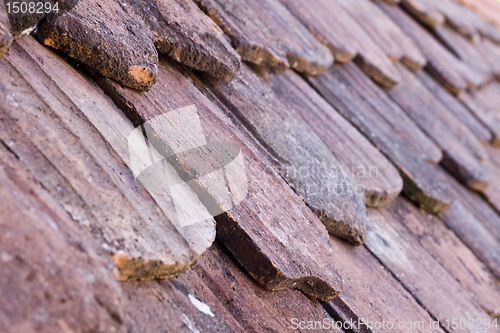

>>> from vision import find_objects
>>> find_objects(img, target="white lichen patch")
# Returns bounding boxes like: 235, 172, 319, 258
188, 294, 214, 317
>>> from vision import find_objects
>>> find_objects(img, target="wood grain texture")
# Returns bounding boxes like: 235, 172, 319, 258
325, 62, 443, 165
436, 0, 500, 44
459, 91, 500, 147
379, 2, 488, 94
482, 145, 500, 217
410, 213, 500, 318
309, 64, 454, 215
183, 242, 334, 331
279, 0, 401, 88
35, 0, 159, 91
400, 0, 500, 43
5, 37, 216, 281
476, 38, 500, 77
400, 0, 445, 28
94, 58, 346, 300
194, 0, 333, 76
324, 236, 444, 333
455, 0, 500, 28
124, 0, 240, 81
206, 64, 368, 246
435, 24, 492, 80
367, 197, 498, 332
483, 147, 500, 221
388, 64, 491, 191
337, 0, 427, 71
120, 270, 244, 332
415, 70, 492, 144
268, 70, 403, 208
437, 167, 500, 279
0, 1, 12, 60
0, 131, 288, 332
0, 142, 125, 333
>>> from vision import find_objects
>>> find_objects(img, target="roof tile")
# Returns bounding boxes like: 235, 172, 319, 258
5, 37, 216, 280
94, 58, 346, 299
309, 63, 454, 214
279, 0, 401, 88
35, 0, 159, 91
388, 64, 491, 191
415, 70, 492, 144
438, 167, 500, 279
125, 0, 241, 82
380, 2, 489, 94
194, 0, 333, 76
205, 64, 368, 245
268, 70, 403, 208
338, 0, 427, 71
367, 197, 498, 331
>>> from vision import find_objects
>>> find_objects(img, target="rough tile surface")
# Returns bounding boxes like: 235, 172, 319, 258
207, 64, 368, 245
279, 0, 402, 88
94, 58, 346, 299
5, 37, 216, 281
416, 70, 492, 144
388, 64, 491, 191
125, 0, 241, 81
269, 70, 403, 208
194, 0, 333, 76
338, 0, 427, 71
380, 2, 488, 94
35, 0, 159, 90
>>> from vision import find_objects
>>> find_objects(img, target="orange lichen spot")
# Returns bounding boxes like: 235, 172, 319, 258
128, 65, 154, 84
44, 38, 57, 48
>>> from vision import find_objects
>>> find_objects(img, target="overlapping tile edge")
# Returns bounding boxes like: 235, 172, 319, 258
0, 0, 500, 331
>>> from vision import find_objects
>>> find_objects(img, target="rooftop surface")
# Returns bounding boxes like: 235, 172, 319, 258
0, 0, 499, 332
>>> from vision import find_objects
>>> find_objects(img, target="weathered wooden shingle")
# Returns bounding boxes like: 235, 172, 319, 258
268, 70, 403, 208
476, 38, 500, 77
337, 0, 426, 71
5, 37, 216, 281
309, 63, 454, 214
455, 0, 500, 28
183, 242, 334, 331
380, 2, 489, 94
400, 0, 500, 44
323, 62, 443, 165
437, 0, 500, 43
434, 24, 493, 80
415, 70, 492, 144
388, 64, 491, 191
459, 90, 500, 147
194, 0, 333, 76
35, 0, 159, 91
324, 234, 445, 333
366, 198, 498, 332
205, 64, 368, 245
483, 145, 500, 220
437, 167, 500, 279
400, 0, 445, 28
0, 140, 125, 333
94, 58, 347, 299
279, 0, 401, 88
375, 197, 500, 319
125, 0, 241, 81
0, 1, 12, 59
